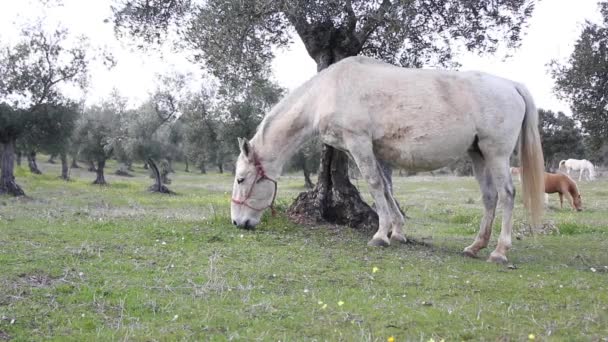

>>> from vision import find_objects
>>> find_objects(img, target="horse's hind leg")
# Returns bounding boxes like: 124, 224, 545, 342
484, 156, 516, 264
463, 150, 498, 258
345, 138, 394, 247
377, 164, 407, 244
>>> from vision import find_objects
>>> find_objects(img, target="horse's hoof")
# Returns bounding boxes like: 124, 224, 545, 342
390, 233, 408, 244
368, 237, 390, 247
487, 252, 508, 265
462, 248, 479, 259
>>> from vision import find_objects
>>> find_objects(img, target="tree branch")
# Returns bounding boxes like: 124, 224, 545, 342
356, 0, 393, 44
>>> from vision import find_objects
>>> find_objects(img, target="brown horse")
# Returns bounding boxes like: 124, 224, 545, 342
544, 172, 582, 211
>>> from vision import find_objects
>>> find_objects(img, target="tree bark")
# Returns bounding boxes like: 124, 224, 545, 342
184, 158, 189, 172
48, 154, 57, 164
199, 161, 206, 174
71, 157, 80, 168
218, 163, 223, 174
87, 160, 96, 172
303, 166, 314, 189
16, 151, 22, 166
27, 151, 42, 174
147, 158, 173, 193
60, 152, 70, 180
93, 159, 107, 185
0, 140, 25, 196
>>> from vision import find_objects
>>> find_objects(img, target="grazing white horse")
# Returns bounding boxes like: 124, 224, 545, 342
231, 56, 544, 264
559, 159, 595, 181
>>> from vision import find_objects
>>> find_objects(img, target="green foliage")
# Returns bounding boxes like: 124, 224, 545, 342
73, 104, 119, 163
0, 23, 89, 107
538, 108, 585, 170
179, 77, 284, 173
114, 0, 535, 73
20, 102, 81, 155
552, 1, 608, 159
0, 103, 25, 142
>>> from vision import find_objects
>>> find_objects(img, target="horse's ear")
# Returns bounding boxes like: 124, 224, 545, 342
238, 137, 250, 157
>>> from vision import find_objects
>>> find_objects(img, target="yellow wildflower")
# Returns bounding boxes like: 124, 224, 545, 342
338, 300, 344, 306
528, 334, 535, 340
387, 337, 395, 342
373, 266, 379, 273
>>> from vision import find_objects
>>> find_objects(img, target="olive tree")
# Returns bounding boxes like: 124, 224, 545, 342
114, 0, 536, 230
0, 23, 89, 195
551, 1, 608, 164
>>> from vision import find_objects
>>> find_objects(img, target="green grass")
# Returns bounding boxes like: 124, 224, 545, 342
1, 159, 607, 341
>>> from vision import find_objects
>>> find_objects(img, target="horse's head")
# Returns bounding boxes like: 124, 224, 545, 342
230, 138, 277, 230
573, 193, 583, 212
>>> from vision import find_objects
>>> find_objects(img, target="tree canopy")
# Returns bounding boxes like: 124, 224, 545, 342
538, 108, 585, 170
552, 1, 608, 157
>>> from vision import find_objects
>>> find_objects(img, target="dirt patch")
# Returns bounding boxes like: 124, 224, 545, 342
516, 222, 559, 236
0, 330, 10, 341
18, 272, 58, 288
1, 271, 59, 305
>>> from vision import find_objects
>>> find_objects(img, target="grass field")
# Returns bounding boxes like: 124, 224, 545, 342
1, 159, 607, 341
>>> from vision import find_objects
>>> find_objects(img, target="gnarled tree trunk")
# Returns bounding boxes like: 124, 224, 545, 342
60, 152, 70, 180
0, 140, 25, 196
27, 151, 42, 174
87, 160, 96, 172
184, 158, 189, 172
93, 159, 107, 185
147, 158, 173, 194
288, 144, 379, 231
16, 151, 22, 166
48, 154, 57, 164
71, 157, 80, 168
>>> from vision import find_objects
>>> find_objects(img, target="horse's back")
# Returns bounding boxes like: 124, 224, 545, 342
545, 172, 576, 193
315, 57, 528, 170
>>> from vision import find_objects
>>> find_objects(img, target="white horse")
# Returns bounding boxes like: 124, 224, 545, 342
559, 159, 595, 181
231, 56, 545, 264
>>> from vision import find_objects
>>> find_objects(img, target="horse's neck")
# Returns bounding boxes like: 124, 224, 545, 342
251, 108, 314, 178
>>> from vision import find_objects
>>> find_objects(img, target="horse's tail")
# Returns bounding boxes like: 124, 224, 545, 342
516, 84, 545, 226
559, 160, 567, 169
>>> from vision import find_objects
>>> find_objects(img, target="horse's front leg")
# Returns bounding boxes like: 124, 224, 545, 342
345, 138, 393, 247
377, 162, 407, 244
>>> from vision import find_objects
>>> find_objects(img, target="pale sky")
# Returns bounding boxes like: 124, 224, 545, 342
0, 0, 603, 113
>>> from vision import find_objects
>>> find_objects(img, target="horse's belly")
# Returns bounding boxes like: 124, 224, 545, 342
373, 133, 474, 171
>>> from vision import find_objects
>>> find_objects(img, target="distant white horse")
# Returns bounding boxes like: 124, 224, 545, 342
230, 56, 545, 264
559, 159, 595, 181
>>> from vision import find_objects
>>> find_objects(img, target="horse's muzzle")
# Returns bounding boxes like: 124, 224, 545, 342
235, 219, 256, 230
